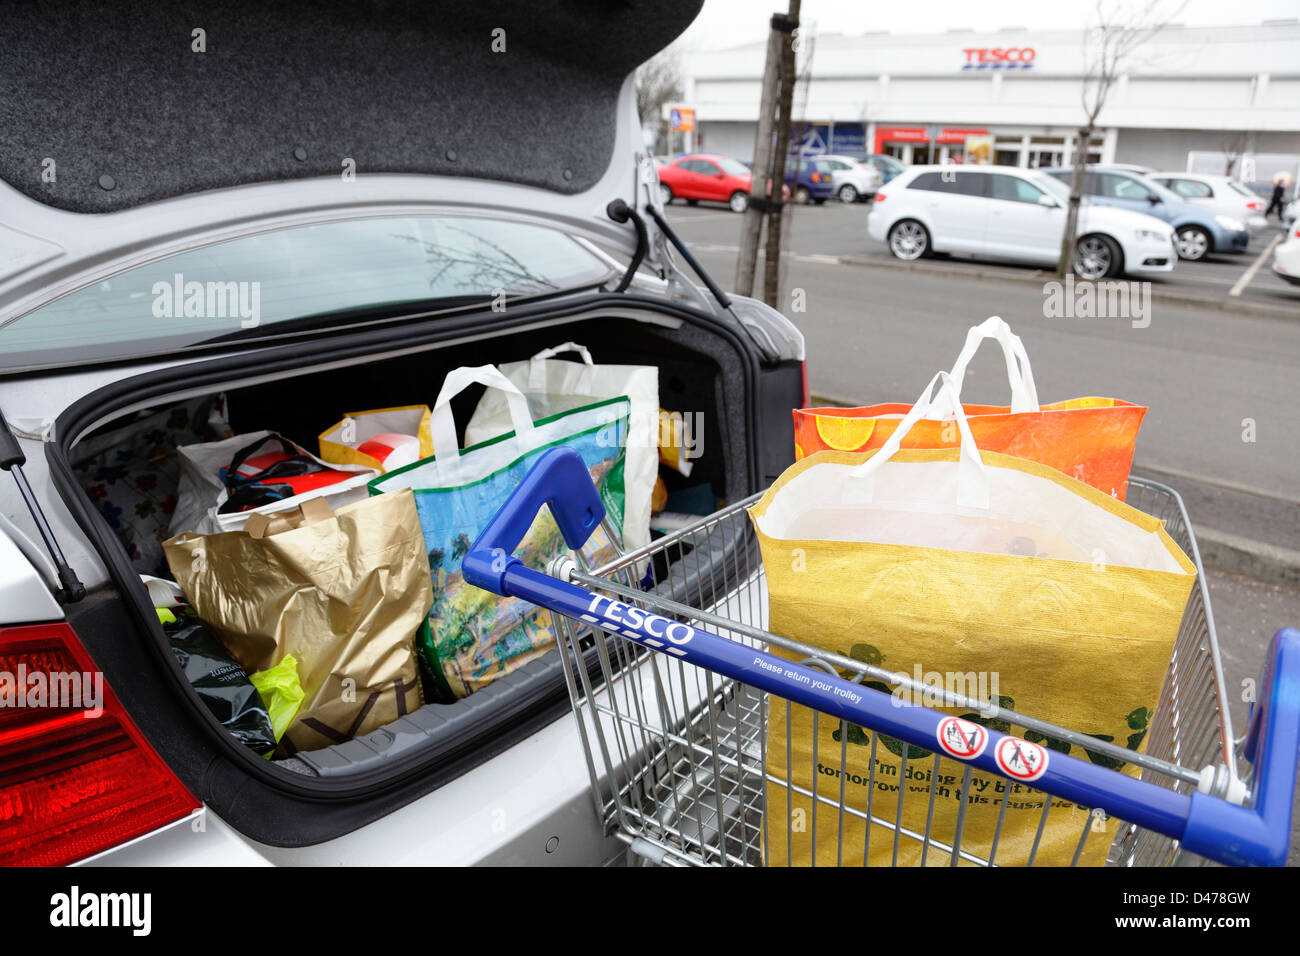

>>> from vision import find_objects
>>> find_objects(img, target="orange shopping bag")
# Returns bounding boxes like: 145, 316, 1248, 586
794, 317, 1147, 499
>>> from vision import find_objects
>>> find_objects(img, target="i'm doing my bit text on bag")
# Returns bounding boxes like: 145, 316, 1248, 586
752, 372, 1196, 867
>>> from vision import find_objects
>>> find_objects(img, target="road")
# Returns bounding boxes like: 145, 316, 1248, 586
666, 201, 1300, 859
666, 202, 1300, 501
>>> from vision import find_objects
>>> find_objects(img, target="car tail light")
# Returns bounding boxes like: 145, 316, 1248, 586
0, 622, 198, 866
811, 173, 821, 183
874, 192, 886, 202
1248, 201, 1263, 210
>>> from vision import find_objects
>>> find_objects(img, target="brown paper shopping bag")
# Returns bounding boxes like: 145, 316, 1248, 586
751, 373, 1195, 866
164, 489, 432, 755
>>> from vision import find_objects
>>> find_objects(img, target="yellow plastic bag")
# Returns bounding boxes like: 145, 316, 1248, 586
250, 655, 305, 746
750, 373, 1196, 867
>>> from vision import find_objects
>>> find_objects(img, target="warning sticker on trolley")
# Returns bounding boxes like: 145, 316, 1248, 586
935, 717, 988, 760
994, 737, 1049, 782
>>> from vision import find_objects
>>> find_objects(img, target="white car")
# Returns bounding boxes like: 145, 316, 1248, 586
867, 165, 1177, 279
817, 154, 882, 204
1150, 171, 1270, 231
1272, 222, 1300, 287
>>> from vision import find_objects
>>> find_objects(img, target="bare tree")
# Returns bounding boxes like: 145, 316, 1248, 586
1219, 130, 1251, 178
1057, 0, 1187, 278
635, 48, 684, 155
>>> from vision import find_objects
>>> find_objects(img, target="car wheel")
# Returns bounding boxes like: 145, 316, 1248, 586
1073, 234, 1121, 279
838, 184, 859, 203
1175, 225, 1210, 261
729, 191, 749, 213
659, 183, 673, 205
887, 219, 930, 260
794, 186, 811, 205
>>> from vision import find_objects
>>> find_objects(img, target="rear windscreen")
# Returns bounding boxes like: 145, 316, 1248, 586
0, 216, 611, 372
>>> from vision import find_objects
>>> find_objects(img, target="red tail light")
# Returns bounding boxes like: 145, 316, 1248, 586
874, 192, 886, 202
811, 173, 821, 183
1248, 201, 1263, 210
0, 622, 198, 866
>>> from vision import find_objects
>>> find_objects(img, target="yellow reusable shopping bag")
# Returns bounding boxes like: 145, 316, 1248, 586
750, 373, 1196, 866
319, 405, 434, 473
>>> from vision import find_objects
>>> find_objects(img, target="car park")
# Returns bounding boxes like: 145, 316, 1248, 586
1150, 171, 1269, 230
1041, 167, 1250, 261
656, 153, 759, 212
868, 165, 1178, 279
0, 0, 807, 867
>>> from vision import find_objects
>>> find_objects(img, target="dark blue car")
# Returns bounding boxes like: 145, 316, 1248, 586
784, 157, 837, 205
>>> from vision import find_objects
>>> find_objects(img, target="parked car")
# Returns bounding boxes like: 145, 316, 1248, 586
1272, 220, 1300, 287
0, 0, 805, 867
843, 152, 907, 185
868, 165, 1178, 279
1100, 162, 1157, 177
1149, 171, 1269, 230
1041, 167, 1250, 261
656, 153, 757, 212
784, 156, 838, 204
815, 154, 882, 203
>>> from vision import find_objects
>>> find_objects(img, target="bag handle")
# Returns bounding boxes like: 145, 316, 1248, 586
223, 434, 319, 489
937, 316, 1039, 417
244, 496, 334, 539
527, 342, 596, 393
431, 365, 536, 461
846, 371, 991, 510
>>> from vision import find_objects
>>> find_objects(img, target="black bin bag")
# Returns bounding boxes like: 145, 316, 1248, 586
164, 613, 277, 755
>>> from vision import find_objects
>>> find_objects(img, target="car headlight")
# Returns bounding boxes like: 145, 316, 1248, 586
1134, 228, 1166, 242
1215, 215, 1245, 231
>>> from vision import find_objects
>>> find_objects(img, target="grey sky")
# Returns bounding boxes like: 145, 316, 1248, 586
678, 0, 1300, 50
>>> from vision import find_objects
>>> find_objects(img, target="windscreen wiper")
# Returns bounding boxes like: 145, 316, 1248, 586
0, 407, 85, 603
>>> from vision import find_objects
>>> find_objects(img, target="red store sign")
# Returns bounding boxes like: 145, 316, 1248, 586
874, 126, 989, 153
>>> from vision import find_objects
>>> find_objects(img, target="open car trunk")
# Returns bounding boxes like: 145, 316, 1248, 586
51, 296, 801, 846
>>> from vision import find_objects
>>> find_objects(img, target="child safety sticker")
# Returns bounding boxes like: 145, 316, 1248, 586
994, 737, 1049, 782
936, 717, 988, 760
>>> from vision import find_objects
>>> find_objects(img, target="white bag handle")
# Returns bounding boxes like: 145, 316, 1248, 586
846, 371, 991, 510
937, 316, 1039, 417
527, 342, 596, 393
432, 365, 536, 461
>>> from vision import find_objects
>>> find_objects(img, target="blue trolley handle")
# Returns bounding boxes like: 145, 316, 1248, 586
465, 448, 1300, 867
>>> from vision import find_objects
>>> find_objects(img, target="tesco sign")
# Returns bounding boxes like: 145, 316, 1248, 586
961, 47, 1036, 70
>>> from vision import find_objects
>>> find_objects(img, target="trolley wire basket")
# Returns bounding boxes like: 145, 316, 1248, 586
464, 448, 1300, 867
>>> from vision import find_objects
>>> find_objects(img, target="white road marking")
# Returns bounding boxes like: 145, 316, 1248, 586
666, 212, 745, 225
793, 253, 843, 265
1229, 234, 1281, 297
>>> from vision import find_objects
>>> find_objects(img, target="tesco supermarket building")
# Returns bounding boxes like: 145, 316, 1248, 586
682, 21, 1300, 179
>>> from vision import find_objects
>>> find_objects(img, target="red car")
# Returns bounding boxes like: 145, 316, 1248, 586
657, 153, 758, 213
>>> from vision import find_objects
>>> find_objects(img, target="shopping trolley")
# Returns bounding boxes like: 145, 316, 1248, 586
465, 447, 1300, 867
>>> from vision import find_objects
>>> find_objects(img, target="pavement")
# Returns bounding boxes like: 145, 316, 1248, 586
665, 201, 1300, 846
